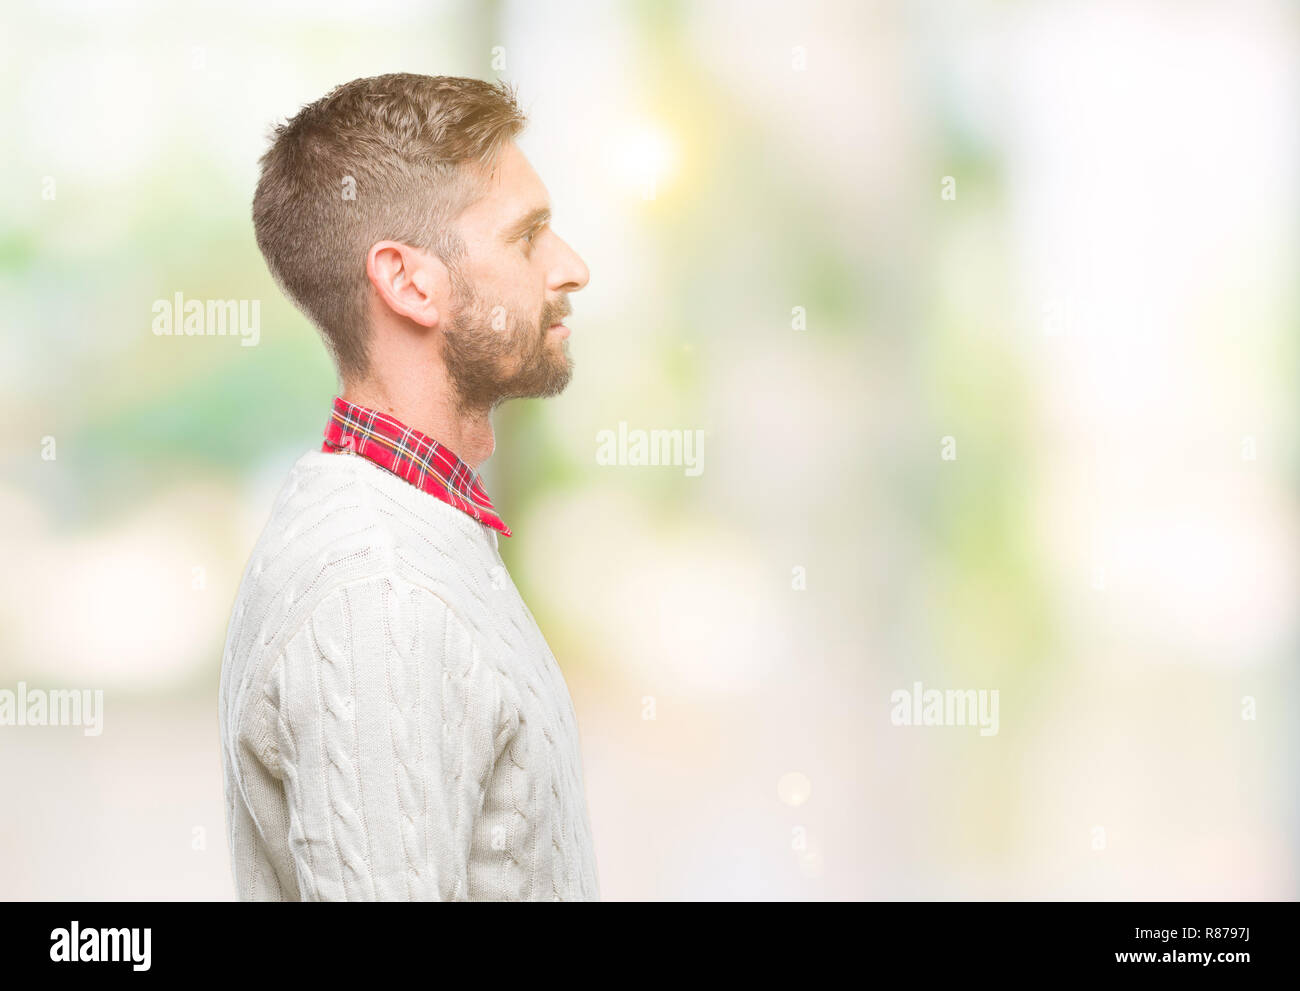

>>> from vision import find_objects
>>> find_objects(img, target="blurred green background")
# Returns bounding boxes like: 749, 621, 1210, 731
1, 0, 1296, 899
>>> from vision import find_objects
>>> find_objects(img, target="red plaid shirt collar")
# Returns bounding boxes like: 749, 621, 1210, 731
321, 396, 512, 537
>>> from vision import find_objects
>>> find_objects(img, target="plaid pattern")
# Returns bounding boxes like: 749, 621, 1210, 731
321, 396, 512, 537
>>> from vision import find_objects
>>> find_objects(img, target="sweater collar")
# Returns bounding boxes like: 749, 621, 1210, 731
321, 395, 512, 537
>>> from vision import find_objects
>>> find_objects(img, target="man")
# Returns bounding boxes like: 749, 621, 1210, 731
217, 74, 599, 901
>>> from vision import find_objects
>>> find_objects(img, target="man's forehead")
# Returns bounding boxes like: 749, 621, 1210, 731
475, 141, 548, 216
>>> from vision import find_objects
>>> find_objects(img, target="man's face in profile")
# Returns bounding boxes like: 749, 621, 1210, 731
439, 140, 590, 411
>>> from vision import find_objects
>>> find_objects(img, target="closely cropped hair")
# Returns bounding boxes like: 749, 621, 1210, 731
252, 74, 525, 382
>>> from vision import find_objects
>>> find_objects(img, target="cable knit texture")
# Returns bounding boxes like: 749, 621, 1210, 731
217, 449, 600, 901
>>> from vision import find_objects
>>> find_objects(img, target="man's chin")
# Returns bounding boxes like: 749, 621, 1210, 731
533, 366, 573, 399
495, 362, 573, 404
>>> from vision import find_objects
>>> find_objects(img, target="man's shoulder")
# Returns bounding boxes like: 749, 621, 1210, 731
230, 449, 495, 648
266, 448, 491, 564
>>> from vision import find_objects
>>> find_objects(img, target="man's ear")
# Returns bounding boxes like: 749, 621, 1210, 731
365, 241, 449, 328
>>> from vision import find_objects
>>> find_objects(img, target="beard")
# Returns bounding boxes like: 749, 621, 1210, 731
439, 276, 574, 414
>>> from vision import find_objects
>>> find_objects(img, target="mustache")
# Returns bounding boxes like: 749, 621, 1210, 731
542, 296, 571, 327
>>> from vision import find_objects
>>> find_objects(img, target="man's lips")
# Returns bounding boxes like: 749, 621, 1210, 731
548, 322, 570, 338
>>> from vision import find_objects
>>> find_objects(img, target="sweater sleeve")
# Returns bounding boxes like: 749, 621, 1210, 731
272, 573, 510, 901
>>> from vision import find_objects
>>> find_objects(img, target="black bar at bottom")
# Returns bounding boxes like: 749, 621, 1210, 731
0, 900, 1289, 980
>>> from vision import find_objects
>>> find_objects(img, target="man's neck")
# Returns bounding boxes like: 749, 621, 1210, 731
341, 381, 495, 472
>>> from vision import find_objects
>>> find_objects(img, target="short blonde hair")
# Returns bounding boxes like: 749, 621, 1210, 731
252, 73, 525, 382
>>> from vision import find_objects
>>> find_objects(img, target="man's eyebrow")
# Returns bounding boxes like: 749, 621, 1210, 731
504, 206, 551, 240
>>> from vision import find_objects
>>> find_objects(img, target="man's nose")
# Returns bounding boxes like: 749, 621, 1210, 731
550, 235, 590, 292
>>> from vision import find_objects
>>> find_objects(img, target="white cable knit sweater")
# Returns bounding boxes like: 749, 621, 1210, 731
217, 448, 600, 901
